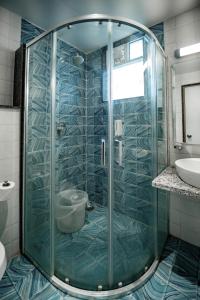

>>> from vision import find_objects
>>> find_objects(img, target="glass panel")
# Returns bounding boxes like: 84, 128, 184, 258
24, 33, 52, 274
156, 47, 169, 255
130, 39, 143, 59
111, 22, 157, 287
23, 18, 168, 293
53, 21, 110, 291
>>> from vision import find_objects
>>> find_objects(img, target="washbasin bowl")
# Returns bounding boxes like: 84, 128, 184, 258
175, 158, 200, 189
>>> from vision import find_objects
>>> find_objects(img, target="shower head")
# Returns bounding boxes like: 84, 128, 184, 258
73, 53, 84, 66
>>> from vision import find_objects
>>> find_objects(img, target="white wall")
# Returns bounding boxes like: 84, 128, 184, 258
164, 6, 200, 247
0, 7, 21, 258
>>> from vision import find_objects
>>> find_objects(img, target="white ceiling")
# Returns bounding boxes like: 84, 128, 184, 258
0, 0, 199, 30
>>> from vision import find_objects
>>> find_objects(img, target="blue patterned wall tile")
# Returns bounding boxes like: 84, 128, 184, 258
124, 137, 137, 148
21, 19, 44, 44
124, 113, 137, 125
28, 137, 50, 152
137, 137, 151, 150
124, 125, 137, 137
137, 125, 152, 137
137, 161, 153, 176
150, 23, 164, 49
124, 98, 147, 114
87, 49, 103, 71
124, 148, 137, 161
31, 174, 50, 191
29, 151, 50, 165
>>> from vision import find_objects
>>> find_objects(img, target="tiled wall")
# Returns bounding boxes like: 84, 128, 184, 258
21, 19, 43, 44
86, 48, 108, 205
86, 24, 164, 209
0, 7, 21, 258
22, 19, 168, 261
56, 40, 87, 194
164, 6, 200, 247
25, 33, 52, 273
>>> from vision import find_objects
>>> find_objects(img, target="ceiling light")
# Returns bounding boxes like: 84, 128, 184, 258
175, 42, 200, 58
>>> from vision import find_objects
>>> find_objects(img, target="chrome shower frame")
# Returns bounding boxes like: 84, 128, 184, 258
22, 14, 167, 299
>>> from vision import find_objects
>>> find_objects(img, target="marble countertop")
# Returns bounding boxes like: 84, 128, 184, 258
152, 167, 200, 198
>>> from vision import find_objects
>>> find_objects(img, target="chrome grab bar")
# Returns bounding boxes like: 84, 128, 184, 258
101, 138, 106, 166
115, 139, 123, 166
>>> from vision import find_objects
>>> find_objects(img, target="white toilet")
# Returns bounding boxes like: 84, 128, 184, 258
0, 180, 15, 280
0, 242, 6, 280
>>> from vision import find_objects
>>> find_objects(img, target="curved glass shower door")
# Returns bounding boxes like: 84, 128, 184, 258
53, 21, 111, 290
111, 24, 157, 286
52, 19, 158, 291
23, 15, 168, 296
24, 33, 53, 275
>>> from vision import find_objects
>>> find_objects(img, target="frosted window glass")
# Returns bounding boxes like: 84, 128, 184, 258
112, 61, 144, 100
130, 40, 143, 60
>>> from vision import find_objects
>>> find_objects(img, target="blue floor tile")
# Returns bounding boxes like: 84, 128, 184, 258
0, 273, 20, 300
141, 273, 168, 300
1, 236, 200, 299
164, 283, 196, 300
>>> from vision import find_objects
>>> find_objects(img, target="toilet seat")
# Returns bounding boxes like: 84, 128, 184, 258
0, 241, 7, 280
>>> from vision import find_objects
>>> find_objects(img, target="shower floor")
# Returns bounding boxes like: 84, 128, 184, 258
27, 204, 154, 290
2, 236, 200, 299
54, 204, 154, 289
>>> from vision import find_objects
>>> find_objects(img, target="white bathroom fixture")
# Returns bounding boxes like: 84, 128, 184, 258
0, 241, 6, 280
0, 181, 15, 202
0, 180, 15, 279
175, 158, 200, 188
55, 189, 88, 233
175, 42, 200, 58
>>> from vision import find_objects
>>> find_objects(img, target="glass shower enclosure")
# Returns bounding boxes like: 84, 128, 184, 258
22, 15, 168, 299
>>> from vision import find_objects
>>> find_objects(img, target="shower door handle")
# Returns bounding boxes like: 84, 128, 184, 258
115, 139, 123, 166
101, 138, 106, 167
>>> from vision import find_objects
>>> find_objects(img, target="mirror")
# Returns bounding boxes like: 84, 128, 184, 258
172, 57, 200, 145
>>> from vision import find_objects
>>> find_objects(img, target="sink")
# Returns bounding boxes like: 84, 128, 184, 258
175, 158, 200, 188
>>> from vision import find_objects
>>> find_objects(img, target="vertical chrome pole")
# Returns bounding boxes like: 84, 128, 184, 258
107, 21, 114, 288
150, 40, 159, 259
22, 47, 30, 252
50, 31, 57, 276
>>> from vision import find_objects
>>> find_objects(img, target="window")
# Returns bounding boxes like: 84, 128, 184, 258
129, 39, 143, 60
112, 39, 144, 100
